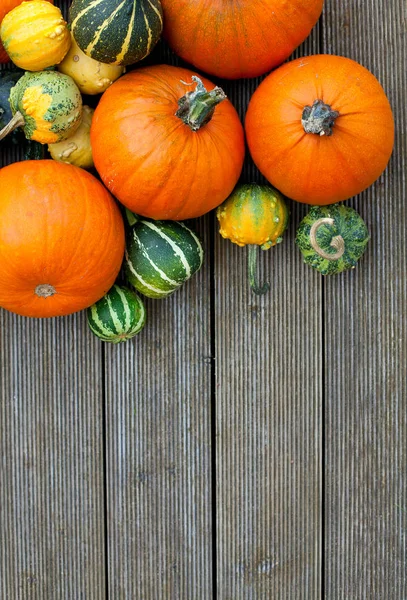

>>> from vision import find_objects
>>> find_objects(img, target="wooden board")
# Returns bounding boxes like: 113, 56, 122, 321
104, 217, 213, 598
0, 312, 106, 598
323, 1, 407, 597
214, 31, 323, 599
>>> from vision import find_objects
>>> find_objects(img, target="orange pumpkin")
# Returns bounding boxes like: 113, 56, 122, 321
160, 0, 324, 79
0, 0, 53, 63
245, 54, 395, 205
0, 160, 125, 318
91, 65, 245, 220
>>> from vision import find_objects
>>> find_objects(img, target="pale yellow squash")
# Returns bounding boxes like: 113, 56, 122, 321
48, 105, 94, 169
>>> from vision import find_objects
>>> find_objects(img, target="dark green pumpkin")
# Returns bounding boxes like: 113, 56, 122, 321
87, 284, 146, 343
295, 204, 370, 275
124, 217, 204, 298
69, 0, 163, 66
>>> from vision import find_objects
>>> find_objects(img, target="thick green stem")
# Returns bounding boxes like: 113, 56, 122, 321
176, 76, 227, 131
0, 111, 25, 141
301, 100, 339, 136
248, 244, 270, 295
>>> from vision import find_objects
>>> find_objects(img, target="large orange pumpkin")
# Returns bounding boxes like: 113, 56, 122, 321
0, 0, 53, 63
0, 160, 125, 318
160, 0, 324, 79
245, 55, 395, 206
91, 65, 245, 220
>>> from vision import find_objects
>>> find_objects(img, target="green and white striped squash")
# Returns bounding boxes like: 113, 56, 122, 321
295, 204, 370, 275
87, 284, 146, 343
69, 0, 164, 67
124, 218, 204, 299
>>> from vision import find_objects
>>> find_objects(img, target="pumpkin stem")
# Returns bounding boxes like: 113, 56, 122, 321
309, 217, 345, 260
176, 76, 227, 131
301, 100, 339, 136
248, 244, 270, 295
35, 284, 56, 298
0, 111, 25, 141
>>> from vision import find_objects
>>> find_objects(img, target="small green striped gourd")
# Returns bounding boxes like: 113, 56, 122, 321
125, 218, 204, 299
295, 204, 370, 275
69, 0, 163, 66
87, 284, 146, 342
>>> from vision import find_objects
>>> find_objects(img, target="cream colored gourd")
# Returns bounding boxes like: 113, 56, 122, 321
48, 105, 94, 168
0, 0, 71, 71
58, 33, 125, 94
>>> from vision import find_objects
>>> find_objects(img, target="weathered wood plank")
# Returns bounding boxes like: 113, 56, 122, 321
214, 31, 323, 598
0, 312, 106, 599
323, 1, 407, 598
104, 216, 213, 598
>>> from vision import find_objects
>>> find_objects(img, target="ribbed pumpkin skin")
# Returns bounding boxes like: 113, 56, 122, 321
70, 0, 163, 66
217, 184, 289, 248
91, 65, 245, 220
0, 0, 70, 71
0, 160, 125, 318
161, 0, 324, 79
9, 70, 82, 144
87, 284, 146, 342
295, 204, 370, 275
245, 55, 395, 205
125, 219, 204, 298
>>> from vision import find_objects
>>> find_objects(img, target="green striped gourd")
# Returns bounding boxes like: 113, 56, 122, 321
216, 183, 289, 295
124, 218, 204, 299
87, 284, 146, 342
69, 0, 163, 67
295, 204, 370, 275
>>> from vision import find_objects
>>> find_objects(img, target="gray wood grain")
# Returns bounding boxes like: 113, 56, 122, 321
214, 31, 323, 599
323, 1, 407, 598
104, 217, 213, 599
0, 312, 106, 599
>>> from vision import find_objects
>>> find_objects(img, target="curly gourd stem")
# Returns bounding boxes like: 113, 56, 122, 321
0, 111, 25, 141
248, 245, 270, 295
124, 208, 139, 227
309, 218, 345, 260
176, 76, 226, 131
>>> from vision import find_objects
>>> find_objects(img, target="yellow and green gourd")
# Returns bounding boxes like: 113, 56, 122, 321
0, 0, 71, 71
295, 204, 370, 275
87, 284, 146, 343
69, 0, 163, 66
0, 70, 82, 144
216, 183, 289, 294
124, 214, 204, 299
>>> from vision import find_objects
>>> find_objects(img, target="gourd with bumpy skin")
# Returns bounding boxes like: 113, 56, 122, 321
48, 105, 94, 169
216, 183, 289, 294
0, 0, 70, 71
69, 0, 163, 66
295, 204, 370, 275
0, 0, 54, 63
245, 55, 394, 206
0, 160, 125, 318
0, 70, 82, 144
58, 33, 125, 95
87, 284, 146, 343
124, 214, 204, 299
91, 65, 245, 220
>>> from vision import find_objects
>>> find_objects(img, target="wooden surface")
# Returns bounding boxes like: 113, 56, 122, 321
1, 0, 406, 598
